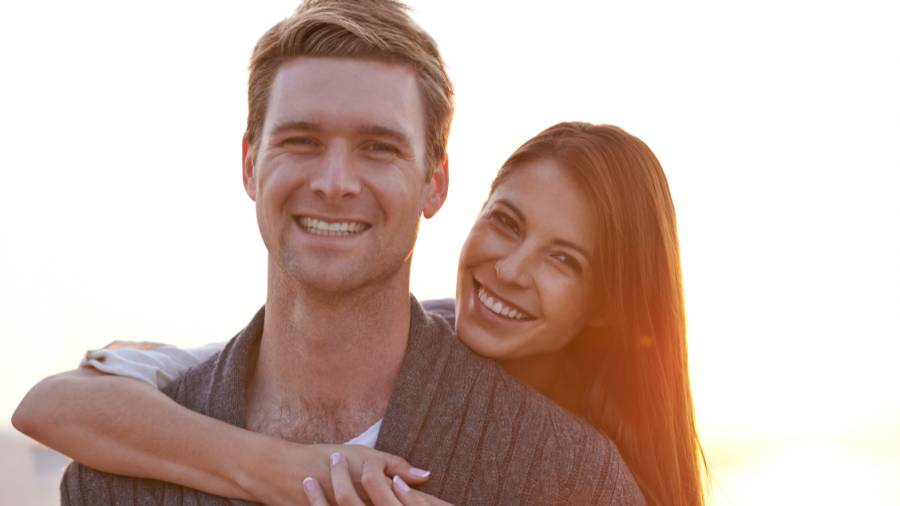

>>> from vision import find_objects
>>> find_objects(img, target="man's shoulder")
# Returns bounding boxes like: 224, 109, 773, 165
438, 331, 613, 452
382, 308, 645, 504
394, 298, 620, 449
60, 345, 253, 505
448, 342, 644, 502
61, 311, 264, 505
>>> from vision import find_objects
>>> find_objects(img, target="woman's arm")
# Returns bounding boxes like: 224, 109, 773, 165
12, 367, 429, 504
13, 367, 259, 499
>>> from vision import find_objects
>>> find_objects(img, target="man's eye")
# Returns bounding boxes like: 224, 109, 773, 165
364, 142, 400, 154
489, 210, 519, 235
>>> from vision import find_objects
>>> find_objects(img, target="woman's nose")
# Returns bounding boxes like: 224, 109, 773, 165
494, 248, 533, 288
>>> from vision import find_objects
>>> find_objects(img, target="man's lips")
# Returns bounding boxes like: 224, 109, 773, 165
474, 280, 534, 321
294, 215, 371, 237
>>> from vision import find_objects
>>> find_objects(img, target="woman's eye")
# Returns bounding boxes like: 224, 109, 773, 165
489, 210, 519, 235
552, 253, 583, 275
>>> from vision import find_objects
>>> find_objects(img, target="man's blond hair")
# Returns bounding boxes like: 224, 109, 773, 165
246, 0, 454, 172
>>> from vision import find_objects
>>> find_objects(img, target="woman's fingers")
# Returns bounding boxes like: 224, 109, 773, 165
391, 476, 454, 506
379, 452, 431, 485
329, 452, 366, 506
360, 457, 402, 506
302, 477, 331, 506
306, 449, 438, 506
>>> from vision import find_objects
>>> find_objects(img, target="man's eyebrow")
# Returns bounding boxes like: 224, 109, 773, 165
356, 124, 414, 151
268, 122, 414, 151
270, 121, 322, 135
496, 198, 592, 260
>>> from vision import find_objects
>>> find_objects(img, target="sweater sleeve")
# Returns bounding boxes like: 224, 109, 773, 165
80, 342, 225, 389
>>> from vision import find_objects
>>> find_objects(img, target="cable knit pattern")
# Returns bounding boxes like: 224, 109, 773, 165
61, 299, 644, 505
379, 300, 644, 505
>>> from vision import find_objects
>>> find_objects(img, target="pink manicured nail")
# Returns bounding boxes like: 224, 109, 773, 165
330, 452, 342, 466
303, 477, 318, 493
410, 467, 431, 478
393, 475, 411, 493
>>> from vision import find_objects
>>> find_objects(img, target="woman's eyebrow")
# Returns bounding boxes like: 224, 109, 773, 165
493, 198, 526, 224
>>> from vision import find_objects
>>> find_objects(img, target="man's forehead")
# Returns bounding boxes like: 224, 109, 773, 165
264, 57, 426, 143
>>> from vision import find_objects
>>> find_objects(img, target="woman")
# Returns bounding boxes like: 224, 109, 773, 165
14, 122, 705, 505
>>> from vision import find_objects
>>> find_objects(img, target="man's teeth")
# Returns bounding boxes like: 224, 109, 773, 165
299, 217, 368, 236
477, 286, 530, 320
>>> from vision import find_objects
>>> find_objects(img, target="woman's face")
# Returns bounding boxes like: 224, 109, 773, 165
455, 158, 600, 360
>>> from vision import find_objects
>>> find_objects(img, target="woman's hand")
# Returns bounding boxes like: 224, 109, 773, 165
233, 441, 432, 506
301, 451, 453, 506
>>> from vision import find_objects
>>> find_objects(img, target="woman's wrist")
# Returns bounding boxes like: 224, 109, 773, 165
226, 429, 325, 504
218, 429, 275, 500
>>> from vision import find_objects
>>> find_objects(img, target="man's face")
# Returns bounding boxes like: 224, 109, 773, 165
244, 57, 447, 294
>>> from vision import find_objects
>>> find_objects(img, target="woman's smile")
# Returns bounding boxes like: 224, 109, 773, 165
473, 279, 534, 321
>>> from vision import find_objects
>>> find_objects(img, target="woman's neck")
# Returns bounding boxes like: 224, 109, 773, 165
499, 348, 584, 415
498, 348, 566, 397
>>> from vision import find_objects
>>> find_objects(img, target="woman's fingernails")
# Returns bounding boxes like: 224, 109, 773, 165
330, 452, 342, 466
303, 477, 318, 493
393, 475, 411, 493
410, 467, 431, 478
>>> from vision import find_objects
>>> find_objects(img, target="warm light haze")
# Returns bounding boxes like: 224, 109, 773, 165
1, 1, 898, 504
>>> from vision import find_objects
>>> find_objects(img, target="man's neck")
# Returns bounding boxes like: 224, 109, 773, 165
246, 262, 412, 443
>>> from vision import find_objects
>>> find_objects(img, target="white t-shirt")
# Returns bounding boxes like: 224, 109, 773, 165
80, 343, 382, 448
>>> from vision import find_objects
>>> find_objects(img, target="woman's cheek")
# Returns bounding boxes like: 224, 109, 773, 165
463, 226, 493, 259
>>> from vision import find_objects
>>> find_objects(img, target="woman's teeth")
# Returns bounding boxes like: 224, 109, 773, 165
477, 286, 531, 320
299, 217, 368, 236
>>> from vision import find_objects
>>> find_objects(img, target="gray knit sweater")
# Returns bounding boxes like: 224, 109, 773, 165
60, 298, 645, 505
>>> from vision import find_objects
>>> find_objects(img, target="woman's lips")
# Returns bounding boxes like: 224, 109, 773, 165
473, 280, 534, 321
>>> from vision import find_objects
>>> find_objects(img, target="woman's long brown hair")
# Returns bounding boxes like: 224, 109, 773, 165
491, 122, 706, 506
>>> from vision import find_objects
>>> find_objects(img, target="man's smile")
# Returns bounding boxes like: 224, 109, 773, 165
295, 215, 371, 237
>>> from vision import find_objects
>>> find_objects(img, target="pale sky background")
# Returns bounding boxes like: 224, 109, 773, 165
1, 1, 898, 504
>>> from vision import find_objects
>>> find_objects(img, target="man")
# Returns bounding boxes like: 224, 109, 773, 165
23, 1, 645, 504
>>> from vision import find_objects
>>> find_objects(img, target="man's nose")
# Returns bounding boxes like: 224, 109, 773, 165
494, 247, 534, 288
309, 145, 361, 200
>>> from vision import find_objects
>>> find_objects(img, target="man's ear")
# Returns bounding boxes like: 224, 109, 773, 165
242, 135, 257, 201
423, 156, 449, 219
